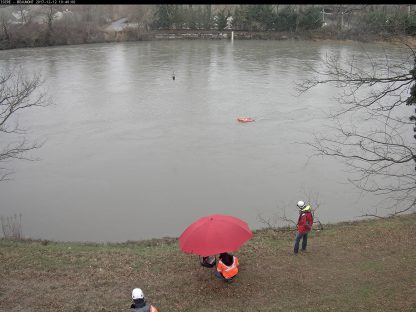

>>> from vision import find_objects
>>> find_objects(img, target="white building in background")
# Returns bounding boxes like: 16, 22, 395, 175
104, 17, 139, 33
225, 16, 233, 30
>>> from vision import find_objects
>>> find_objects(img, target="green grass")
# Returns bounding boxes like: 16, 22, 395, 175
1, 213, 415, 311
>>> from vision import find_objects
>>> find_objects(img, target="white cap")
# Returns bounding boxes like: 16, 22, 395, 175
132, 288, 144, 300
297, 201, 305, 209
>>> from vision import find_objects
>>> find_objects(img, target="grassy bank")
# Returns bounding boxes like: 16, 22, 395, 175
1, 214, 415, 311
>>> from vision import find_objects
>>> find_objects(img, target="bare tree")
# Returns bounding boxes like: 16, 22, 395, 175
17, 5, 30, 24
298, 45, 416, 217
257, 190, 323, 231
134, 5, 155, 31
0, 7, 10, 42
1, 213, 23, 239
0, 69, 47, 181
43, 5, 58, 45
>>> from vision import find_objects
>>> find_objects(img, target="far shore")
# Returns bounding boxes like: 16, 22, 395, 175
1, 30, 416, 51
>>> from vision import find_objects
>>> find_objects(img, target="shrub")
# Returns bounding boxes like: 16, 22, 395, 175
274, 7, 297, 32
1, 214, 23, 240
298, 7, 322, 30
405, 14, 416, 35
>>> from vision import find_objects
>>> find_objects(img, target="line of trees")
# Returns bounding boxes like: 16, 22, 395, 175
151, 5, 416, 34
356, 6, 416, 35
151, 5, 322, 32
1, 5, 416, 50
0, 5, 108, 49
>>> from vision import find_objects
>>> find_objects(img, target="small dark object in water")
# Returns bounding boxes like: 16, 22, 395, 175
172, 75, 175, 80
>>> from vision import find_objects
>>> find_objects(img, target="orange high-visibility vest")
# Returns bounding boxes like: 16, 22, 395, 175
217, 256, 239, 279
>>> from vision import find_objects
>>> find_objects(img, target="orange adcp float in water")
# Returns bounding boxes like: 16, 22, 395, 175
237, 117, 255, 123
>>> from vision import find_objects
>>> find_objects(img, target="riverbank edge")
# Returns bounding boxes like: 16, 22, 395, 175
1, 30, 416, 51
2, 212, 414, 247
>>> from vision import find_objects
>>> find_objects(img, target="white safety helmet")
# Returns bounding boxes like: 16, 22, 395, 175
132, 288, 144, 300
297, 200, 305, 209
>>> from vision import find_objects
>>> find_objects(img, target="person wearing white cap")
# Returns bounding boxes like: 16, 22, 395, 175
294, 200, 314, 254
130, 288, 158, 312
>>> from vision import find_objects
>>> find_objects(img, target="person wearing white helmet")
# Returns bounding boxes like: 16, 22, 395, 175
294, 200, 313, 254
130, 288, 158, 312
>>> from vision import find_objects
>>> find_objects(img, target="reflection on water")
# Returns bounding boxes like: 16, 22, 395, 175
0, 40, 408, 242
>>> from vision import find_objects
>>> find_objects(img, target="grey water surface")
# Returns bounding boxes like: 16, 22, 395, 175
0, 39, 408, 242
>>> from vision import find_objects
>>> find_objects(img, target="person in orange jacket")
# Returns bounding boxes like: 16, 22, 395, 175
294, 200, 314, 254
215, 252, 239, 282
130, 288, 158, 312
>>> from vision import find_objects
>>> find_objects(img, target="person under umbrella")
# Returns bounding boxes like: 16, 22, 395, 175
215, 252, 239, 283
179, 214, 250, 281
179, 214, 252, 257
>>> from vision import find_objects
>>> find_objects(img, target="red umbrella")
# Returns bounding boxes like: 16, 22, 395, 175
179, 214, 253, 257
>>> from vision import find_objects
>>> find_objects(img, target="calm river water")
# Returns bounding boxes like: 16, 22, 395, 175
0, 40, 409, 242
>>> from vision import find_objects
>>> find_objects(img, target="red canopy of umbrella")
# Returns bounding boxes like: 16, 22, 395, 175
179, 214, 253, 257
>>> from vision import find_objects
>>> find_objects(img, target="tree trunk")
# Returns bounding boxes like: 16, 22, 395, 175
2, 19, 10, 41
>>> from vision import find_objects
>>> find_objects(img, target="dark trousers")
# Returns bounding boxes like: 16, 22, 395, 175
294, 232, 308, 254
215, 271, 234, 282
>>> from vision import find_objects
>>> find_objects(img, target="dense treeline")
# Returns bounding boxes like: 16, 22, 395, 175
150, 4, 416, 34
0, 5, 415, 50
152, 5, 322, 32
